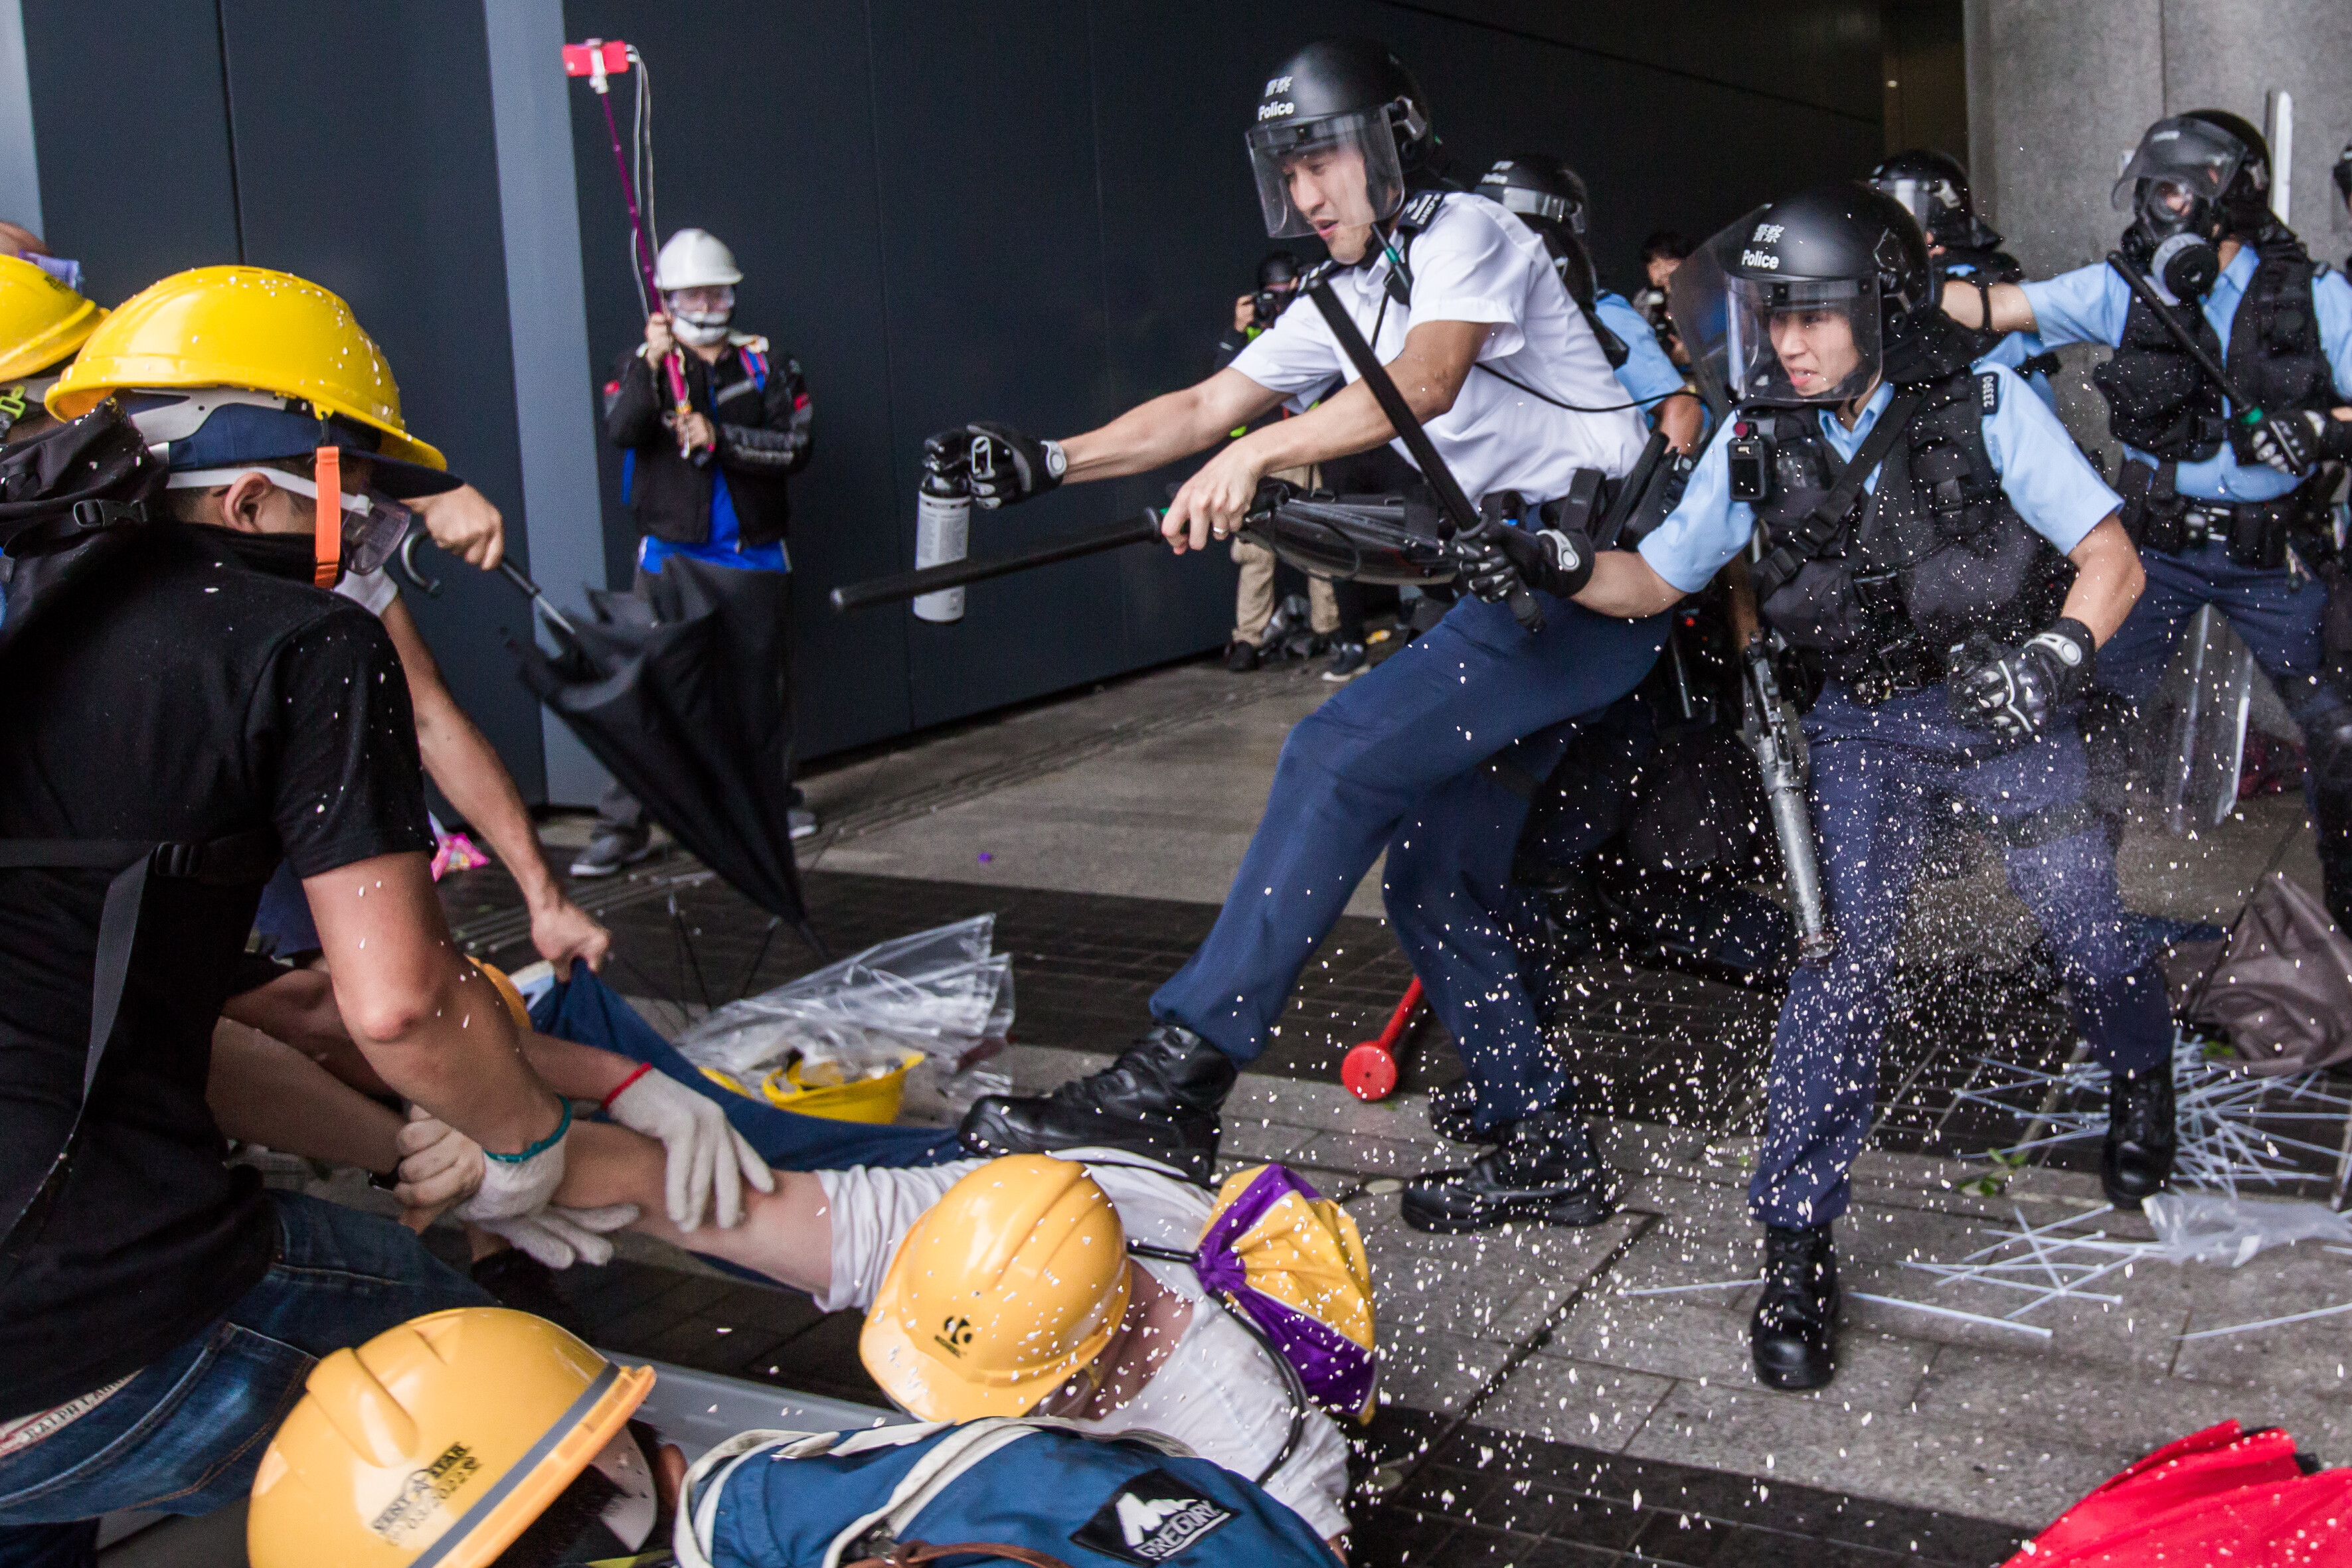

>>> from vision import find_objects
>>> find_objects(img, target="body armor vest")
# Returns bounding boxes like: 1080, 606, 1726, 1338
1750, 368, 2070, 694
2092, 228, 2335, 462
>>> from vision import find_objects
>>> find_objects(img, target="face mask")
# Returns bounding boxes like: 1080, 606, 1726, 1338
197, 526, 327, 584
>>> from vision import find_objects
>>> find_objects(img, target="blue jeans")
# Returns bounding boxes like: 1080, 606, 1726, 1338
1749, 686, 2173, 1229
1152, 591, 1665, 1130
0, 1195, 489, 1567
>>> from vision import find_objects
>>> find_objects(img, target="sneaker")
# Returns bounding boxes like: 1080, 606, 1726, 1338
1750, 1223, 1839, 1391
959, 1024, 1236, 1182
1400, 1109, 1618, 1233
569, 826, 654, 879
1321, 642, 1369, 682
789, 807, 821, 841
1224, 639, 1262, 673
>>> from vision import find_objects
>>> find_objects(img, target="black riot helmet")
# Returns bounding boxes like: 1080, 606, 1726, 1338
2181, 109, 2274, 233
1672, 183, 1934, 407
1868, 149, 1976, 248
1474, 155, 1597, 305
1247, 39, 1435, 240
2113, 111, 2271, 303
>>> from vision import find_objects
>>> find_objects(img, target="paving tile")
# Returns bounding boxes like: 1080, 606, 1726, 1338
1624, 1380, 2124, 1528
1412, 1524, 1622, 1565
1473, 1356, 1675, 1451
1539, 1296, 1936, 1405
1377, 1326, 1511, 1414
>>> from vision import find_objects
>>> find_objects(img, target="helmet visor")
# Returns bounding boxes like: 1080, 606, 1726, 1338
1668, 212, 1752, 412
1724, 274, 1882, 406
1484, 183, 1584, 235
1246, 107, 1406, 240
2112, 116, 2245, 214
1873, 175, 1962, 231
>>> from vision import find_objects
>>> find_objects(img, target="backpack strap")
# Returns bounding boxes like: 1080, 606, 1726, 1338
0, 826, 280, 1278
1750, 391, 1925, 601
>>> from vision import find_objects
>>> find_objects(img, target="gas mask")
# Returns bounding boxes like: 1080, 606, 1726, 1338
2114, 117, 2245, 305
665, 285, 735, 347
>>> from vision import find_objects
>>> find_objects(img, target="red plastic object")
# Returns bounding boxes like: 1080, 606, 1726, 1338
2003, 1419, 2351, 1567
560, 39, 631, 78
1342, 977, 1422, 1101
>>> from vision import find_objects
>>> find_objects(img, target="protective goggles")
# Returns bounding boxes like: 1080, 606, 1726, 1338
663, 285, 735, 318
166, 461, 414, 579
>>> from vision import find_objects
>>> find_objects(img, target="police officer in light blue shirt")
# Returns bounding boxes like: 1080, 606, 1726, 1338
1869, 149, 2059, 412
1475, 155, 1706, 452
1948, 109, 2352, 930
1650, 184, 2165, 1395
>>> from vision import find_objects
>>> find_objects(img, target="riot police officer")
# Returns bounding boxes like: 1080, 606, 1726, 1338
1655, 185, 2163, 1389
927, 39, 1702, 1234
1869, 149, 2057, 410
1946, 110, 2352, 931
1474, 155, 1705, 452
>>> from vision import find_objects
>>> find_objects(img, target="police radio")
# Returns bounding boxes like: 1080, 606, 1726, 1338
1725, 420, 1774, 503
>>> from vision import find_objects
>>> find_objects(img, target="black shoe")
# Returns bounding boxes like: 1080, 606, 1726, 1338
959, 1024, 1236, 1182
1400, 1110, 1617, 1233
569, 826, 654, 879
1224, 639, 1262, 673
1321, 642, 1369, 682
1426, 1077, 1489, 1144
2102, 1060, 2177, 1208
470, 1247, 588, 1338
1750, 1223, 1839, 1391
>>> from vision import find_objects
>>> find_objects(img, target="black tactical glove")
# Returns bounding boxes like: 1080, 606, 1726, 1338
1947, 617, 2096, 740
1449, 517, 1596, 605
2244, 408, 2352, 477
932, 422, 1066, 509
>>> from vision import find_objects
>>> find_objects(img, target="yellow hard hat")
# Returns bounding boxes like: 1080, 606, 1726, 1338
49, 264, 446, 471
0, 254, 102, 382
861, 1155, 1132, 1421
248, 1308, 655, 1568
470, 959, 533, 1034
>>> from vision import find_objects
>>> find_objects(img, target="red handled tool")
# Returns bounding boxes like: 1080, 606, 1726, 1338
564, 37, 705, 457
1341, 977, 1422, 1101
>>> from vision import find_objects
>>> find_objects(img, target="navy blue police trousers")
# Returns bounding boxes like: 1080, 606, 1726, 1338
1152, 591, 1665, 1135
1750, 684, 2175, 1230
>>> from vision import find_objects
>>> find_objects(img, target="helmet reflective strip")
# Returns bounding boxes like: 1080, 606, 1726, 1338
406, 1364, 622, 1568
1492, 187, 1573, 225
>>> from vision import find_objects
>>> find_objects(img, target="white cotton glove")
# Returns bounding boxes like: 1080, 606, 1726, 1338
472, 1205, 641, 1270
392, 1104, 567, 1223
604, 1071, 775, 1231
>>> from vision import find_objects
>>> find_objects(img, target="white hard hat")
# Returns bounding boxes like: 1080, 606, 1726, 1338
654, 228, 742, 290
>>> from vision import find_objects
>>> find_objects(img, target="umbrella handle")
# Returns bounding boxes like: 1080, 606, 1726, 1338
395, 530, 445, 597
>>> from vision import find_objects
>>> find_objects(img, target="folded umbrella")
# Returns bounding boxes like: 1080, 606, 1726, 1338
515, 556, 820, 964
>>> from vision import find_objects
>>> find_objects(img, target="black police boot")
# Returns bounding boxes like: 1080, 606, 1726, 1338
1425, 1077, 1490, 1144
1750, 1223, 1839, 1391
1400, 1110, 1617, 1233
2102, 1060, 2177, 1208
959, 1024, 1236, 1182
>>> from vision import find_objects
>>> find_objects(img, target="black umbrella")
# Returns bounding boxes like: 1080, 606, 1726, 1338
511, 555, 821, 982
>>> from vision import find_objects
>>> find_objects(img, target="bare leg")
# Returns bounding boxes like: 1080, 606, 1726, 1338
555, 1122, 836, 1296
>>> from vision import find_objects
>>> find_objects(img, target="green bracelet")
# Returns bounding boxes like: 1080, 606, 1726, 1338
484, 1098, 572, 1164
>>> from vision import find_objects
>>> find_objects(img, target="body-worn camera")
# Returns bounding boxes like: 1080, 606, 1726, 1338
1726, 420, 1774, 503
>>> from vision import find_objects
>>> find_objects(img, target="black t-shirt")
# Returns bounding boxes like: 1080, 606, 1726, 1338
0, 525, 433, 1417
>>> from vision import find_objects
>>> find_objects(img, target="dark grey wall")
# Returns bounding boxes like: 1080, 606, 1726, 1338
20, 0, 1885, 790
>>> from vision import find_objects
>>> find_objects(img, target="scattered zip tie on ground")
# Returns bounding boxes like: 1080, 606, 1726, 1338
1616, 1278, 1762, 1297
2177, 1299, 2352, 1341
1850, 1291, 2054, 1338
1948, 1032, 2352, 1198
1867, 1204, 2167, 1330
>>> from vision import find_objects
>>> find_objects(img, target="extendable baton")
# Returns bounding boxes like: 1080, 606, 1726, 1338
2104, 250, 2270, 435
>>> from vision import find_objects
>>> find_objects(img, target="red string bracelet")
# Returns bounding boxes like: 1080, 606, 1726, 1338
599, 1062, 655, 1113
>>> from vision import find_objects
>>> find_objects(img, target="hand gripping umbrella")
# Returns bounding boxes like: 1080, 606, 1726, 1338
513, 556, 823, 975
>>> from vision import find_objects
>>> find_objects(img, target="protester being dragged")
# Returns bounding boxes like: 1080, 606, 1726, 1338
578, 226, 816, 876
0, 265, 582, 1564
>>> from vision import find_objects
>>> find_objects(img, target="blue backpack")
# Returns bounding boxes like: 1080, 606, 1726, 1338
674, 1419, 1338, 1568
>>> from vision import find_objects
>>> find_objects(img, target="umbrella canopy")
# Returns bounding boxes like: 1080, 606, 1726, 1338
516, 556, 815, 944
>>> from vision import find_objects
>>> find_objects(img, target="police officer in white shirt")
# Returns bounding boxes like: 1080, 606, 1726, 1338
931, 40, 1715, 1237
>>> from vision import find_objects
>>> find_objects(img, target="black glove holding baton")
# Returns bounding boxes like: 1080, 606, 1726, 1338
1449, 492, 1596, 611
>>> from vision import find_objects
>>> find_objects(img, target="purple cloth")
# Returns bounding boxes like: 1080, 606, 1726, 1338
1193, 1165, 1377, 1418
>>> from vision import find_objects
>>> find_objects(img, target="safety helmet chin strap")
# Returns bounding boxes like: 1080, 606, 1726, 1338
312, 435, 340, 587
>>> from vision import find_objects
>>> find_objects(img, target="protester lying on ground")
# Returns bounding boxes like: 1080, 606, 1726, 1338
401, 1127, 1360, 1547
244, 1307, 1344, 1568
